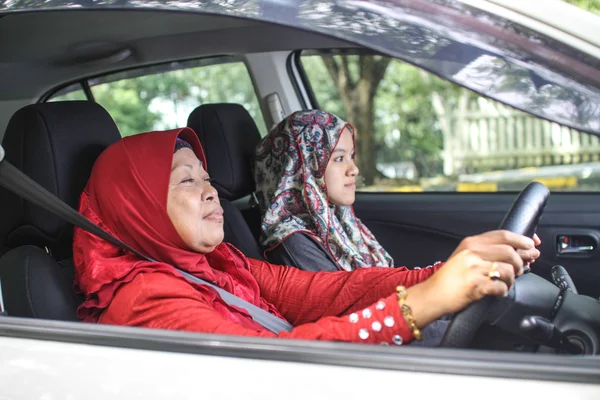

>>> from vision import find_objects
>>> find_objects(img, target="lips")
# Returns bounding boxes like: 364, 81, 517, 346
204, 207, 224, 221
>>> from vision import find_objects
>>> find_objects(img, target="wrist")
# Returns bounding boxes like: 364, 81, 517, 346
403, 279, 450, 328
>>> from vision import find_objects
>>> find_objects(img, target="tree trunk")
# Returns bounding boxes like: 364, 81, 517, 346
353, 78, 377, 185
322, 55, 389, 186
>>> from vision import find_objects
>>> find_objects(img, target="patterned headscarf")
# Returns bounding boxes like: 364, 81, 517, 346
254, 110, 394, 271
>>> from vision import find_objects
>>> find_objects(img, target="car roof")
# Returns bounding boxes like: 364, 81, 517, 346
485, 0, 600, 52
0, 10, 352, 101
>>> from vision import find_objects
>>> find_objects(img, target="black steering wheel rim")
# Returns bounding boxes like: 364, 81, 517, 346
439, 181, 550, 348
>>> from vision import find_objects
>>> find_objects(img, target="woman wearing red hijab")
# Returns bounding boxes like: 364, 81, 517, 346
72, 127, 538, 345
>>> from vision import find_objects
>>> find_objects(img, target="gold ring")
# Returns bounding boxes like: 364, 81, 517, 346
488, 262, 501, 280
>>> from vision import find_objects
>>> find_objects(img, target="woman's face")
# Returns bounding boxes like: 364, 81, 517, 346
325, 127, 359, 206
167, 148, 224, 253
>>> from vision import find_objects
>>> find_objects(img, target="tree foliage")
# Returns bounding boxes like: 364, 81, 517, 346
54, 61, 266, 137
302, 54, 470, 182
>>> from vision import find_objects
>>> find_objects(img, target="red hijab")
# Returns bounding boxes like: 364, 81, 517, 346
73, 128, 282, 323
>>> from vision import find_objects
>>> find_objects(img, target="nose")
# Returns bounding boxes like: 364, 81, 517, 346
202, 181, 218, 202
348, 159, 359, 177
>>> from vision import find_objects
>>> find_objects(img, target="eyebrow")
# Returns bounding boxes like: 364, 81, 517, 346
334, 146, 356, 154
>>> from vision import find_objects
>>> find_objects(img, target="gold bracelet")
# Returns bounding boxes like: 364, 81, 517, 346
396, 285, 423, 341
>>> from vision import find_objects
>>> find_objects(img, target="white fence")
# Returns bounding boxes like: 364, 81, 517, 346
435, 97, 600, 176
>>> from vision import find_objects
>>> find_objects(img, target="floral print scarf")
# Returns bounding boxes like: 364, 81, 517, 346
254, 110, 394, 271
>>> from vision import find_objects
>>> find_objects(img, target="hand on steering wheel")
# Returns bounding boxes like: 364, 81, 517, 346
438, 181, 550, 348
405, 230, 538, 330
449, 231, 541, 266
433, 230, 536, 314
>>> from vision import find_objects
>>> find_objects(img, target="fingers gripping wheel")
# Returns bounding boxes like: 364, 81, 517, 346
439, 181, 550, 348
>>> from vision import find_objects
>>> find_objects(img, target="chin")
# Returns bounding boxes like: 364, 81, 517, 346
341, 196, 356, 206
210, 231, 225, 247
199, 238, 224, 253
214, 231, 226, 247
329, 190, 356, 206
194, 229, 225, 254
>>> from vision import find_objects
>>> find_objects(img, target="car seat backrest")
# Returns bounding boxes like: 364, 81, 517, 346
0, 101, 121, 320
187, 103, 264, 259
0, 101, 122, 259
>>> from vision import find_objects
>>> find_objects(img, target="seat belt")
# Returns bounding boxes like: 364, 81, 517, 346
0, 145, 292, 333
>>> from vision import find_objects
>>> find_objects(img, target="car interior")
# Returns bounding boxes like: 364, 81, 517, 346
0, 9, 352, 320
0, 7, 599, 356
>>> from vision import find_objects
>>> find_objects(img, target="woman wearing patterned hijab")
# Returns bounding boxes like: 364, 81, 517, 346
254, 110, 399, 271
255, 110, 539, 273
255, 110, 544, 345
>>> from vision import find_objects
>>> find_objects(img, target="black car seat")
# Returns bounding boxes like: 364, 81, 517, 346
0, 101, 121, 320
187, 103, 264, 260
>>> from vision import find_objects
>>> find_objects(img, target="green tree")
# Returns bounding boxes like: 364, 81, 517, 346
86, 61, 266, 137
322, 55, 389, 185
303, 54, 390, 185
375, 63, 462, 178
563, 0, 600, 14
92, 79, 162, 137
303, 54, 470, 181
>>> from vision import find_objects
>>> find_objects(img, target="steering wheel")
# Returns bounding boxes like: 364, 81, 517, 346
439, 181, 550, 348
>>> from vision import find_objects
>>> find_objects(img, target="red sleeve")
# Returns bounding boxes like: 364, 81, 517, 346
249, 259, 443, 325
99, 271, 429, 345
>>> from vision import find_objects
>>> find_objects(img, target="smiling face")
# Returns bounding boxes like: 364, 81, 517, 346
167, 147, 224, 253
325, 127, 359, 206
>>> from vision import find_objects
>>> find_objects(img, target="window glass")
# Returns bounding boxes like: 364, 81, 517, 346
88, 58, 267, 137
48, 83, 87, 102
300, 52, 599, 192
